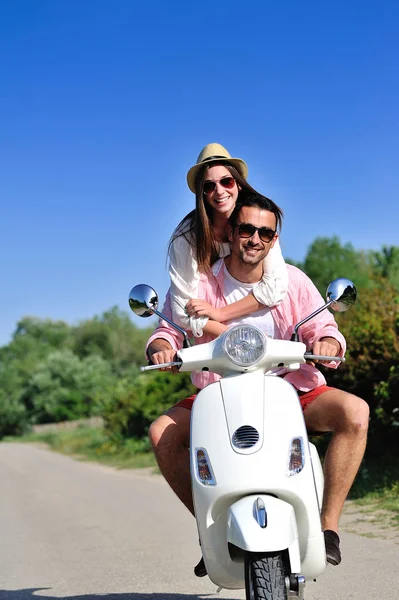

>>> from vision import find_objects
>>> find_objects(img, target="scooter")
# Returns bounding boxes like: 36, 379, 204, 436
129, 278, 356, 599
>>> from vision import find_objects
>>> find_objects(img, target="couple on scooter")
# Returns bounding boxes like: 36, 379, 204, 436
145, 143, 369, 575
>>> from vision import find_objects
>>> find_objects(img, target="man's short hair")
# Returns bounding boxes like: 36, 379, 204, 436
229, 190, 284, 232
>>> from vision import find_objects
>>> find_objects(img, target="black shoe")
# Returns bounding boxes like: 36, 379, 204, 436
324, 530, 341, 565
194, 556, 207, 577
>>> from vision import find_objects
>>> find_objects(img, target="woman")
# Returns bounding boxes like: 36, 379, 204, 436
168, 143, 288, 337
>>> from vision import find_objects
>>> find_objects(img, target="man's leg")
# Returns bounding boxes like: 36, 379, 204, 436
148, 403, 207, 577
148, 406, 194, 515
303, 388, 369, 563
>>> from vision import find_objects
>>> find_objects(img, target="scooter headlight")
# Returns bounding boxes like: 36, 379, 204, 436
223, 325, 266, 367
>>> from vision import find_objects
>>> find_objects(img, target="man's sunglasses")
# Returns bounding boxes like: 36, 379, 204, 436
203, 176, 236, 195
237, 223, 276, 243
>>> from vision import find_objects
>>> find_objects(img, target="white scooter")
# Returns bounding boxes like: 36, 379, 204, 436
129, 278, 356, 600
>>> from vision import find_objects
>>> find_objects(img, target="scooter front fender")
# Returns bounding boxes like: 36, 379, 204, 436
227, 494, 301, 573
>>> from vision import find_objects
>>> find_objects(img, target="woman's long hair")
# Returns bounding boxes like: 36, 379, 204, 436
168, 162, 260, 273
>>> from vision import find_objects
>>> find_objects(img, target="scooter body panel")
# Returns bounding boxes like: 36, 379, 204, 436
191, 371, 326, 588
227, 494, 301, 572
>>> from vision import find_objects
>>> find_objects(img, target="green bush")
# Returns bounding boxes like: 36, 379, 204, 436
20, 350, 116, 423
323, 283, 399, 453
0, 390, 28, 438
103, 371, 195, 440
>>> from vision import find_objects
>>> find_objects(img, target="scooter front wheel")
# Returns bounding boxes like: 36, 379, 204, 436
245, 552, 287, 600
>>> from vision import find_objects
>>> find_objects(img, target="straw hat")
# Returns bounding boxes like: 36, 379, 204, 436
186, 143, 248, 193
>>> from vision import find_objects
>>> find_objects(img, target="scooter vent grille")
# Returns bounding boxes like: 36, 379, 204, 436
232, 425, 260, 449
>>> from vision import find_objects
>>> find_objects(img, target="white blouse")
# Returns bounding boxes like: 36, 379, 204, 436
169, 229, 289, 337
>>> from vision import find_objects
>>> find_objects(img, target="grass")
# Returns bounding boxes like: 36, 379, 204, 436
311, 433, 399, 524
352, 484, 399, 526
4, 427, 158, 470
349, 460, 399, 523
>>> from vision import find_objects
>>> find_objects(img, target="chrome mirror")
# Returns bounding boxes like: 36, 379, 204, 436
291, 277, 357, 341
326, 278, 357, 312
128, 284, 159, 318
128, 283, 192, 348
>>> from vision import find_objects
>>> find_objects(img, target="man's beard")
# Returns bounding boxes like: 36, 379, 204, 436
238, 245, 267, 266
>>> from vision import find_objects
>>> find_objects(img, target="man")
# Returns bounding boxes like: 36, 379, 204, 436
146, 193, 369, 575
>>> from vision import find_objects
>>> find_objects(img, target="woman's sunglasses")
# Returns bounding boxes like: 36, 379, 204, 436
203, 176, 236, 195
237, 223, 276, 243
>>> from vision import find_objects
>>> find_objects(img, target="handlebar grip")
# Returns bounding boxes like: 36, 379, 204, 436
140, 361, 183, 372
305, 353, 345, 362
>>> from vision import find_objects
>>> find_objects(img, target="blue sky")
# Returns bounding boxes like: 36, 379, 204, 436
1, 0, 398, 347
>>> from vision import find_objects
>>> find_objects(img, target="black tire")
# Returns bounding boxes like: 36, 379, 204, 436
245, 552, 287, 600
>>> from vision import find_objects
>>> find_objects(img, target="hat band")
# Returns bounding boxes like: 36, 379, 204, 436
200, 155, 227, 163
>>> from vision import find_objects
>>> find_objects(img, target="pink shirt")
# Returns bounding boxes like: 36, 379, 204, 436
146, 263, 346, 393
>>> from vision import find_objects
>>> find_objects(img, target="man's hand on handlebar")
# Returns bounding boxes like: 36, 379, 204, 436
147, 339, 179, 373
311, 337, 342, 365
151, 349, 179, 372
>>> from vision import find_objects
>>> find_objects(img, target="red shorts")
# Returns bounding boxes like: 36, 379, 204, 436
174, 384, 336, 412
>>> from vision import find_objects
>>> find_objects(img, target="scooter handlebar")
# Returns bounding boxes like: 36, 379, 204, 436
304, 352, 345, 363
140, 354, 345, 372
140, 361, 183, 372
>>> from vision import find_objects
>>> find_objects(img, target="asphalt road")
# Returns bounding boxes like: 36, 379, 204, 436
0, 443, 397, 600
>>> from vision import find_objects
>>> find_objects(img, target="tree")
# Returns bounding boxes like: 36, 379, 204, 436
20, 350, 115, 423
370, 246, 399, 290
322, 283, 399, 453
0, 389, 27, 438
72, 307, 153, 374
302, 236, 373, 295
13, 317, 71, 347
0, 317, 72, 381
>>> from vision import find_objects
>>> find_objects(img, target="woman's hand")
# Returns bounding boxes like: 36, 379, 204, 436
185, 298, 221, 322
